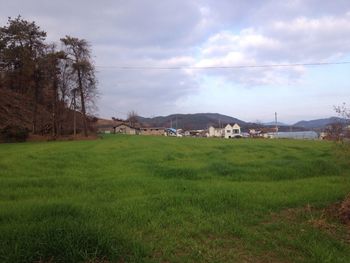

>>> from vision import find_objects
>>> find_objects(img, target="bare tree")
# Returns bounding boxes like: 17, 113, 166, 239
60, 36, 97, 137
127, 110, 139, 128
335, 103, 350, 121
334, 103, 350, 139
325, 123, 344, 141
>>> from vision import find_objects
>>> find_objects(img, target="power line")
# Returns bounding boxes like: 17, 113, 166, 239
95, 61, 350, 70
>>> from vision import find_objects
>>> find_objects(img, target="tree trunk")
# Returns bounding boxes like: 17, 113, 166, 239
52, 75, 58, 137
77, 69, 88, 137
32, 80, 39, 134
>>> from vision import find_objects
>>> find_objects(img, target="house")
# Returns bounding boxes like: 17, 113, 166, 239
224, 123, 241, 138
208, 125, 224, 137
249, 129, 262, 137
114, 123, 139, 135
165, 128, 177, 136
259, 127, 278, 138
96, 125, 114, 134
94, 118, 124, 134
186, 129, 205, 137
208, 123, 241, 138
183, 130, 191, 136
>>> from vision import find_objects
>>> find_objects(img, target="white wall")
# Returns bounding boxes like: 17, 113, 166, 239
224, 124, 241, 138
208, 126, 223, 137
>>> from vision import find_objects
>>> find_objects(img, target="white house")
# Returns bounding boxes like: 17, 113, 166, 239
208, 123, 241, 138
208, 125, 224, 137
224, 123, 241, 138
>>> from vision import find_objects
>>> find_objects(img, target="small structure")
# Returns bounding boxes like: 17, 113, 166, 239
267, 131, 319, 139
249, 129, 262, 137
94, 118, 124, 134
208, 125, 224, 137
165, 128, 183, 137
140, 127, 165, 136
186, 130, 204, 137
96, 125, 114, 134
183, 130, 191, 136
114, 123, 139, 135
165, 128, 177, 136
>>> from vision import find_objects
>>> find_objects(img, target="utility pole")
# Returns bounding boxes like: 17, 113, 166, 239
275, 112, 278, 137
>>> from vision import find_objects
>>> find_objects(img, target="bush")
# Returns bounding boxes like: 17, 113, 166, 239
0, 125, 29, 142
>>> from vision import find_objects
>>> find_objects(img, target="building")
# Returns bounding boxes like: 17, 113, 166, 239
208, 123, 241, 138
208, 125, 224, 137
96, 125, 114, 134
165, 128, 177, 136
140, 127, 165, 136
114, 123, 139, 135
224, 123, 241, 138
184, 129, 205, 137
267, 131, 319, 139
94, 118, 123, 134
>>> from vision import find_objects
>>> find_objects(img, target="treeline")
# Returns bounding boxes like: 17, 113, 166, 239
0, 16, 97, 139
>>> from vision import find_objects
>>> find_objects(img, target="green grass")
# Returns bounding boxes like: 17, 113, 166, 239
0, 135, 349, 262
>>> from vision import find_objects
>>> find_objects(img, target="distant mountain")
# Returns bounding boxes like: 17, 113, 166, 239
264, 121, 288, 126
293, 117, 347, 129
112, 113, 348, 131
137, 113, 246, 130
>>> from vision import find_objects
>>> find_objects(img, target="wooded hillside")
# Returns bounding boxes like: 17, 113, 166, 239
0, 16, 98, 141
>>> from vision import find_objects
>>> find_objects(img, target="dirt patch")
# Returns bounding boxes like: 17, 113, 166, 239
339, 194, 350, 225
264, 201, 350, 245
266, 201, 350, 226
161, 235, 285, 263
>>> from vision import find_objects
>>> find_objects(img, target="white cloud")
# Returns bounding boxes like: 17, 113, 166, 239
193, 12, 350, 85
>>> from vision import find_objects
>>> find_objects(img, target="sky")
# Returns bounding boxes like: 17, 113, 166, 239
1, 0, 350, 124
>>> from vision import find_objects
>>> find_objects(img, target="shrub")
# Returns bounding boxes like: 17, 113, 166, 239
0, 125, 29, 142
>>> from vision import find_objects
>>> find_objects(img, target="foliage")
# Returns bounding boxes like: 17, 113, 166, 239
0, 16, 46, 93
0, 136, 350, 262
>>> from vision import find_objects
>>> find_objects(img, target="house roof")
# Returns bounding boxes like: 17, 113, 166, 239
209, 123, 240, 128
114, 123, 138, 129
225, 123, 240, 127
165, 128, 177, 133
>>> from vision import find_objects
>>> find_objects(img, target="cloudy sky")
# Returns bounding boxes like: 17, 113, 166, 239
1, 0, 350, 123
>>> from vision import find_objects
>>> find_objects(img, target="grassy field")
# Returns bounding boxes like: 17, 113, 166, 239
0, 135, 349, 262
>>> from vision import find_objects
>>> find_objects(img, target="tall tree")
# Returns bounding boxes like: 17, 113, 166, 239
0, 16, 47, 133
0, 16, 46, 93
127, 110, 139, 128
60, 36, 97, 137
41, 45, 66, 136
